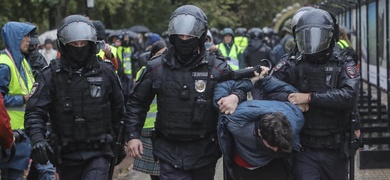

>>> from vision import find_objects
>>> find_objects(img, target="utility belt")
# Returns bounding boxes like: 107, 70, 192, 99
152, 130, 213, 142
300, 133, 345, 149
49, 134, 113, 165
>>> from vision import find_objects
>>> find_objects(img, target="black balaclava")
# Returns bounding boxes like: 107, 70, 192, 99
173, 35, 199, 63
63, 42, 92, 68
304, 47, 333, 64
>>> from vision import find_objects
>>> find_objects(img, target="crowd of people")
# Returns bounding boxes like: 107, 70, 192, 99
0, 3, 361, 180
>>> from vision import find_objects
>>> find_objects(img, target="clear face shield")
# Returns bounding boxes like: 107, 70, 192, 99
168, 14, 206, 38
295, 27, 333, 54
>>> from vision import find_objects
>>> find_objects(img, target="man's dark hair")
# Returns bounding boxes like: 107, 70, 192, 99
258, 112, 292, 152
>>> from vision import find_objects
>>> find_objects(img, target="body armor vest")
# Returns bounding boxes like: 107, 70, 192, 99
294, 56, 350, 147
50, 60, 112, 152
149, 55, 221, 140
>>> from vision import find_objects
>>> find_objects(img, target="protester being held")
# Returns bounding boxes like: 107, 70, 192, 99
24, 15, 126, 180
0, 21, 36, 180
126, 5, 248, 180
214, 68, 305, 180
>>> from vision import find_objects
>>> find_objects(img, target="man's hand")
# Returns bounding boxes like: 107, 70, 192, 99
288, 93, 311, 104
297, 103, 310, 112
218, 94, 239, 114
126, 139, 143, 159
24, 95, 29, 103
250, 66, 270, 84
102, 41, 113, 59
32, 141, 53, 165
355, 129, 361, 139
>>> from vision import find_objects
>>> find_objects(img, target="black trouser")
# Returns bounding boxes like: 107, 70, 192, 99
293, 148, 348, 180
56, 156, 109, 180
232, 158, 290, 180
159, 159, 216, 180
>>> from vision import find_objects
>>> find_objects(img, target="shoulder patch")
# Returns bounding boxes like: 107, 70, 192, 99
29, 82, 39, 97
346, 66, 357, 78
273, 60, 287, 72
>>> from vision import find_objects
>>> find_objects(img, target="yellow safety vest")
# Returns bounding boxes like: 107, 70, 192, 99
217, 43, 239, 60
97, 45, 118, 59
136, 67, 157, 128
117, 46, 132, 75
234, 36, 248, 53
0, 50, 34, 130
216, 44, 239, 70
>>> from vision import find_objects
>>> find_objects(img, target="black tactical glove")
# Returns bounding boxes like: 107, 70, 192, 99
32, 140, 53, 165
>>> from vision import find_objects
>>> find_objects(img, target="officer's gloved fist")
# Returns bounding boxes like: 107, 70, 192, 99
32, 140, 53, 165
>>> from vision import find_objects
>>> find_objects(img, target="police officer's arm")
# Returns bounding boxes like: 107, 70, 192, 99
125, 68, 155, 141
300, 60, 359, 109
0, 65, 24, 106
24, 70, 52, 145
104, 65, 125, 136
313, 60, 359, 108
213, 80, 253, 108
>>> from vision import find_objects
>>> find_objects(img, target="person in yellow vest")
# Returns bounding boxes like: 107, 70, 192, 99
133, 40, 167, 180
0, 21, 36, 179
92, 20, 119, 71
336, 26, 358, 64
216, 28, 241, 70
234, 27, 249, 59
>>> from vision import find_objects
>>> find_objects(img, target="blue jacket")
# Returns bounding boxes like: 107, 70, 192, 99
0, 22, 35, 170
214, 77, 304, 175
0, 22, 36, 106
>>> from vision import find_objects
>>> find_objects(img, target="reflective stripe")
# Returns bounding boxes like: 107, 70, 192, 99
337, 40, 350, 49
5, 106, 25, 111
227, 58, 239, 70
146, 112, 157, 119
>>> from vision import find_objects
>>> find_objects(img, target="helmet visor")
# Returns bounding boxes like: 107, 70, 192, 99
296, 27, 333, 54
58, 21, 97, 45
168, 14, 206, 38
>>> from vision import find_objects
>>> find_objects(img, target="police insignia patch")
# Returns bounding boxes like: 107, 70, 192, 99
346, 66, 357, 78
29, 82, 39, 97
195, 80, 206, 93
273, 61, 286, 72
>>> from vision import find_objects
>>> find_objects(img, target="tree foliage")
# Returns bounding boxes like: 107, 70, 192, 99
0, 0, 320, 44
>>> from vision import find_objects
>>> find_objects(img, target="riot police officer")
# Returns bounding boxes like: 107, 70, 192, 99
24, 15, 126, 180
271, 9, 360, 180
126, 5, 247, 180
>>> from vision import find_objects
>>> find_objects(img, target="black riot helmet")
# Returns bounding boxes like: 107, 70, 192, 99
235, 27, 247, 37
290, 6, 316, 31
57, 15, 97, 53
57, 15, 97, 66
294, 9, 338, 55
168, 5, 208, 47
248, 27, 263, 40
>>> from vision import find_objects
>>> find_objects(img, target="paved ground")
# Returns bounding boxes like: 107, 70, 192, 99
116, 151, 390, 180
